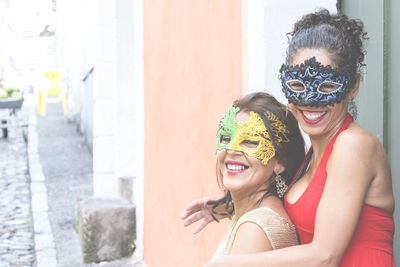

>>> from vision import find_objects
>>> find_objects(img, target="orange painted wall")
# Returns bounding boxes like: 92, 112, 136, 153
143, 1, 242, 266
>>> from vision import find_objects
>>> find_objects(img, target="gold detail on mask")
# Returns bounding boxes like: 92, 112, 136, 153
229, 112, 275, 165
266, 111, 290, 143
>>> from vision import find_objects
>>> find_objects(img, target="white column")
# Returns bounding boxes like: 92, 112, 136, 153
115, 0, 136, 181
132, 0, 144, 261
93, 0, 118, 197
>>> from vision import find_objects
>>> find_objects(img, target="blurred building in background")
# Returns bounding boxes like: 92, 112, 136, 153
2, 0, 56, 92
0, 0, 11, 90
56, 0, 142, 262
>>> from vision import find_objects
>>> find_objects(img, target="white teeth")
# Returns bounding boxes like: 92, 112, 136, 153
227, 164, 246, 171
303, 111, 326, 120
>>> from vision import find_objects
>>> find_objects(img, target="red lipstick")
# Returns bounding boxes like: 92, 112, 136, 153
301, 110, 327, 125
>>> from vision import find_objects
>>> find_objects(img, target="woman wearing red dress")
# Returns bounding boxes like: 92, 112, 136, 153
182, 9, 395, 266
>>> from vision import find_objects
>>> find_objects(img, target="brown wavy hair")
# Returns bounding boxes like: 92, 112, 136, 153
206, 92, 305, 218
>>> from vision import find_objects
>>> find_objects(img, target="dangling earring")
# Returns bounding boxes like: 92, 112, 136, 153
274, 170, 288, 198
348, 98, 358, 120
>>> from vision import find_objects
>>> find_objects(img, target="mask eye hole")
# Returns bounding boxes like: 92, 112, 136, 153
317, 81, 342, 94
286, 80, 306, 92
240, 140, 259, 150
220, 135, 231, 145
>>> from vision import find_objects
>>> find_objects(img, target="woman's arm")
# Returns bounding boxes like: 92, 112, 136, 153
205, 130, 376, 267
230, 222, 273, 254
205, 243, 330, 267
310, 130, 375, 263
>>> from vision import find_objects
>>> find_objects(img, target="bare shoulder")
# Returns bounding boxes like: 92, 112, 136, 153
230, 217, 273, 254
328, 122, 393, 212
230, 199, 293, 254
327, 123, 380, 187
333, 123, 385, 165
337, 123, 381, 149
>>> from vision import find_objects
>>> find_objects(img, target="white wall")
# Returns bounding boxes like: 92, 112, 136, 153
132, 0, 144, 260
56, 0, 98, 154
113, 0, 144, 259
92, 0, 118, 197
58, 0, 119, 197
115, 0, 136, 180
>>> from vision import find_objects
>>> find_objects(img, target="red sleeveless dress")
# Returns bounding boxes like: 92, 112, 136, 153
284, 114, 395, 266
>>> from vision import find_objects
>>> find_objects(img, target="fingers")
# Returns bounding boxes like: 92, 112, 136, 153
193, 219, 210, 235
180, 199, 203, 220
183, 211, 204, 227
180, 196, 221, 219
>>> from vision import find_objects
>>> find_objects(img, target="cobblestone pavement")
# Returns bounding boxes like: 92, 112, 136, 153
0, 111, 35, 266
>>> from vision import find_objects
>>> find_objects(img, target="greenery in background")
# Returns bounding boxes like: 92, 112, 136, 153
0, 88, 22, 99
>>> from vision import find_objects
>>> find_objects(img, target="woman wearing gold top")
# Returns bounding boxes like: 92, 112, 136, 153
190, 92, 305, 259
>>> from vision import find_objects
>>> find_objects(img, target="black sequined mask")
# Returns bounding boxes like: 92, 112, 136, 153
280, 57, 352, 107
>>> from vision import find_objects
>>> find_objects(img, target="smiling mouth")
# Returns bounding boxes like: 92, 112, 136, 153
225, 161, 249, 174
301, 110, 327, 124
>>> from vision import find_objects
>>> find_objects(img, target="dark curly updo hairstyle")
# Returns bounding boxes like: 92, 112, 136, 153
286, 9, 368, 88
206, 92, 305, 218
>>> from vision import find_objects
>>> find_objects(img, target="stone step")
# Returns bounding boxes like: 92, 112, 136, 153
75, 197, 136, 264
